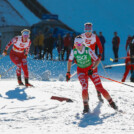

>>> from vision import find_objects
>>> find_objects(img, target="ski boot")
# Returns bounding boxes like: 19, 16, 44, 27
83, 102, 90, 113
17, 76, 24, 86
97, 91, 104, 103
25, 78, 33, 87
108, 99, 118, 110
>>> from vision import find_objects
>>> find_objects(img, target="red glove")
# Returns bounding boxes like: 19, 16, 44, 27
66, 72, 71, 81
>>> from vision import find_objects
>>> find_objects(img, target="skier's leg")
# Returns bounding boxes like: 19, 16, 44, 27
77, 71, 89, 113
21, 58, 33, 87
90, 68, 104, 102
10, 50, 23, 85
122, 65, 130, 82
89, 71, 118, 110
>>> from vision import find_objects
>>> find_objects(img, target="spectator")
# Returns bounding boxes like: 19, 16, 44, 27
125, 35, 132, 51
129, 36, 134, 82
56, 34, 64, 60
121, 51, 134, 82
99, 32, 106, 61
112, 32, 120, 62
43, 33, 55, 60
93, 31, 98, 55
62, 33, 72, 60
71, 32, 76, 48
38, 31, 44, 59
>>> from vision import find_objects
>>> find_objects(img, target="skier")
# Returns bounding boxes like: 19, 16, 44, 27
2, 29, 33, 87
80, 22, 104, 102
121, 51, 134, 82
66, 36, 118, 113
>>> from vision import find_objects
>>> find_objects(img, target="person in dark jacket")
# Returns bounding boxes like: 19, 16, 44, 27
56, 34, 64, 60
129, 36, 134, 82
99, 32, 106, 61
43, 33, 55, 60
112, 32, 120, 62
62, 33, 72, 60
125, 35, 132, 51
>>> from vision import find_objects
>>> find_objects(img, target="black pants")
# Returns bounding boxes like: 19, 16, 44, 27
62, 47, 71, 60
46, 49, 53, 60
113, 46, 119, 61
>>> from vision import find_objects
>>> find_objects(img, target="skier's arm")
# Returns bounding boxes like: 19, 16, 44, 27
67, 61, 72, 72
67, 50, 74, 72
66, 50, 74, 81
89, 48, 100, 70
2, 37, 17, 56
5, 37, 18, 50
96, 35, 103, 54
92, 59, 100, 70
25, 40, 31, 55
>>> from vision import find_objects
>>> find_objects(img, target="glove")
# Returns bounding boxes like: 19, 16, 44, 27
2, 50, 7, 56
88, 69, 93, 76
66, 72, 71, 81
98, 53, 102, 59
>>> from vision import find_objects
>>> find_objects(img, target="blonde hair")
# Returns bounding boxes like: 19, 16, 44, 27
21, 29, 31, 34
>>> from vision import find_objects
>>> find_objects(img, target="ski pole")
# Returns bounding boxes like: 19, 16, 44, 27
70, 71, 77, 78
110, 56, 134, 62
104, 63, 125, 69
93, 73, 134, 88
0, 65, 16, 78
100, 61, 109, 77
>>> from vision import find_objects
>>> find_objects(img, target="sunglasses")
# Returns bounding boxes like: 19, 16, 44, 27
75, 43, 82, 46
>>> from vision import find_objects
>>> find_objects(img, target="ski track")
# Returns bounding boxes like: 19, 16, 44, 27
0, 80, 134, 134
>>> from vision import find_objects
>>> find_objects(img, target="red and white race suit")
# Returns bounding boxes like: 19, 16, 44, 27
5, 36, 31, 78
69, 46, 111, 102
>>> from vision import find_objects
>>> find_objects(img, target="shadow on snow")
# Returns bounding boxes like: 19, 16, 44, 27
75, 102, 116, 127
1, 87, 35, 101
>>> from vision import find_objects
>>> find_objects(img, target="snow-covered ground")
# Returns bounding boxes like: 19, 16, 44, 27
0, 51, 134, 134
0, 80, 134, 134
1, 0, 134, 133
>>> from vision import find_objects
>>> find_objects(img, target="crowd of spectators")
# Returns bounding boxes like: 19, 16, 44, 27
32, 29, 134, 64
32, 29, 77, 61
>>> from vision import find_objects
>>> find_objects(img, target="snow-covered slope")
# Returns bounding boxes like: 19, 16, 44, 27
0, 80, 134, 134
0, 47, 134, 133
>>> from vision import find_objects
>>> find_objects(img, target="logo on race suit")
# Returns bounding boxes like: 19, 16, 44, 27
76, 55, 88, 61
85, 39, 91, 44
20, 43, 25, 47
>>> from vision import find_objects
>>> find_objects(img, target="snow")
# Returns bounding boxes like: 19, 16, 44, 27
0, 50, 134, 133
1, 0, 134, 133
0, 80, 134, 134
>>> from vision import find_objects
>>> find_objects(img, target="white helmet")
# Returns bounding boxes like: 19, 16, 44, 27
84, 22, 93, 32
74, 36, 84, 44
